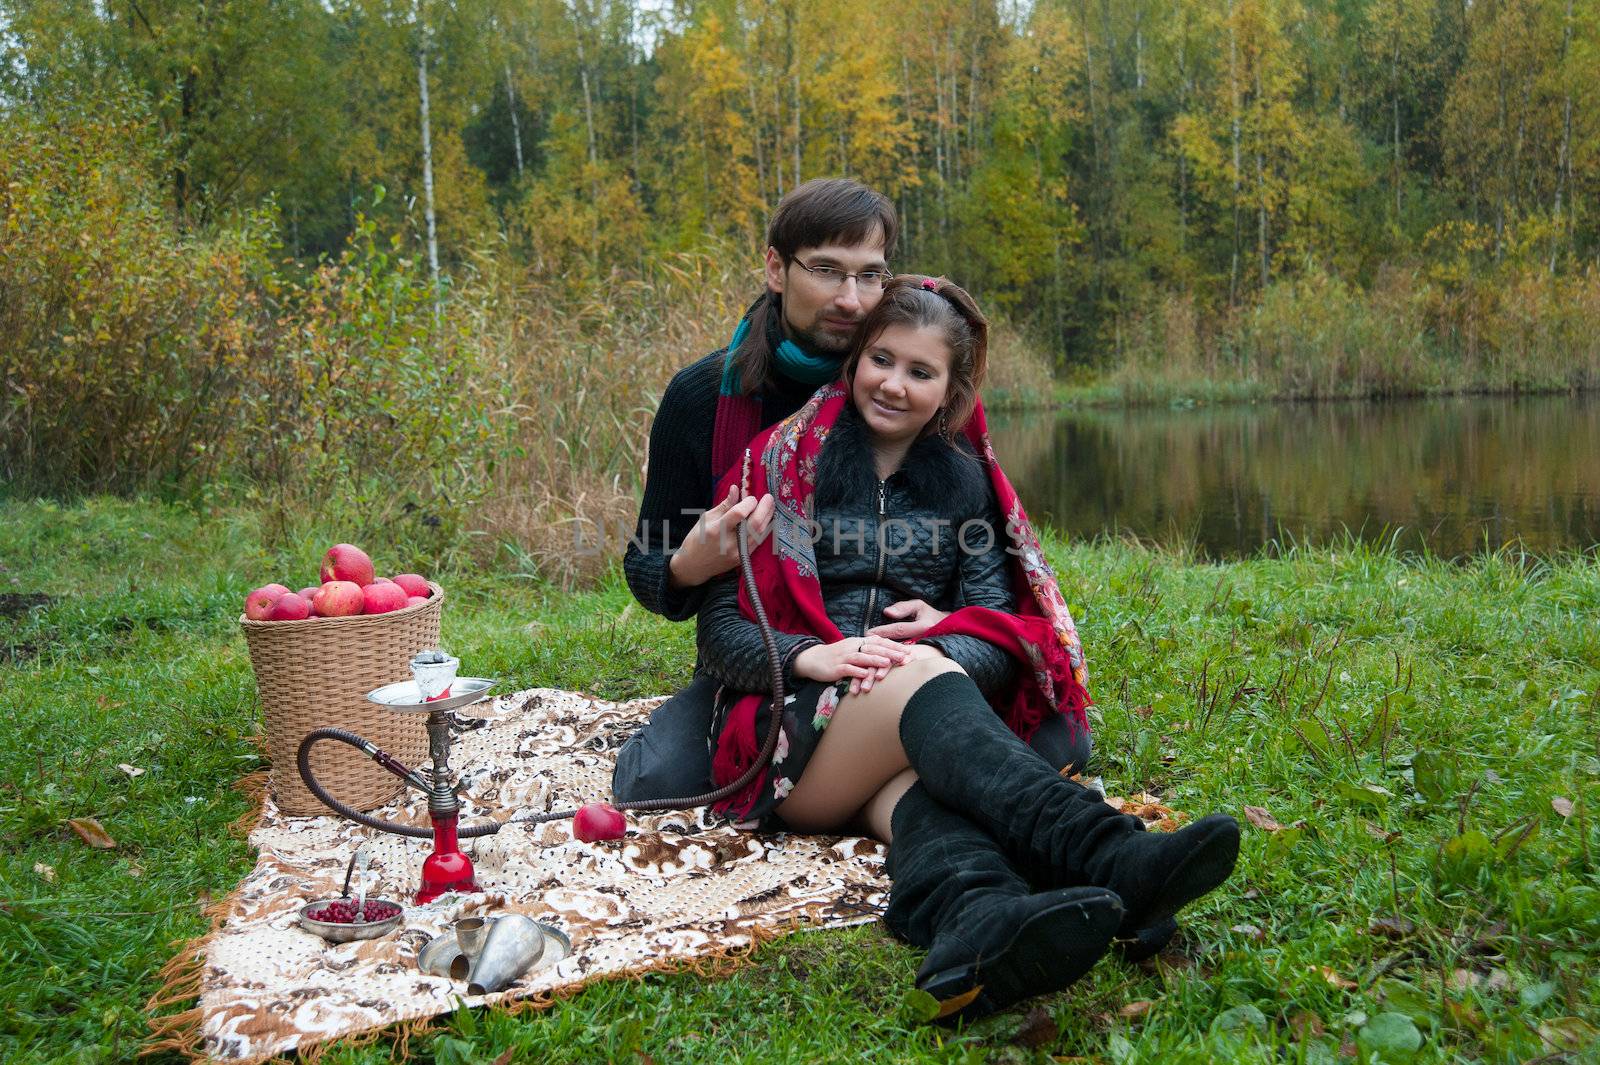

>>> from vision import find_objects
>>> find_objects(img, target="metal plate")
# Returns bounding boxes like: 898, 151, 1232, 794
416, 920, 571, 982
366, 677, 496, 713
299, 898, 404, 943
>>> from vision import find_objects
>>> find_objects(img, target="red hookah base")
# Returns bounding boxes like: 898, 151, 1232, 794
416, 812, 478, 904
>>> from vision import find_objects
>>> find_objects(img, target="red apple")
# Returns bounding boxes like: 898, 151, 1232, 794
371, 576, 394, 585
267, 592, 311, 621
392, 573, 429, 598
320, 544, 375, 587
405, 595, 428, 609
312, 580, 364, 617
361, 582, 409, 615
296, 586, 320, 601
244, 583, 291, 621
573, 803, 626, 842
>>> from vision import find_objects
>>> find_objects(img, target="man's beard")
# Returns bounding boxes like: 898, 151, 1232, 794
787, 312, 858, 354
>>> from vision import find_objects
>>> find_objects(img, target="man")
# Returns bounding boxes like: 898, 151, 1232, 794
614, 178, 900, 799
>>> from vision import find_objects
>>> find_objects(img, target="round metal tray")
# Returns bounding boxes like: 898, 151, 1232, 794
299, 897, 405, 942
417, 919, 571, 982
366, 677, 496, 713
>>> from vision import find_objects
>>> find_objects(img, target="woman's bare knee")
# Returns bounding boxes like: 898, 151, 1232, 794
857, 654, 964, 704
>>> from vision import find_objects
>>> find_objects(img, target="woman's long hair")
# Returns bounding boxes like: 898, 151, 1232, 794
842, 275, 989, 443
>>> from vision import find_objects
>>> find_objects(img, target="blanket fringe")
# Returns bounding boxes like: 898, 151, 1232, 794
228, 770, 271, 839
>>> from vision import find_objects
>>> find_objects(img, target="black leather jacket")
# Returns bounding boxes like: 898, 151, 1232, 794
696, 404, 1018, 697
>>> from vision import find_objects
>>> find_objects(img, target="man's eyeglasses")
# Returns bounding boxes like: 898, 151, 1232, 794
791, 258, 893, 291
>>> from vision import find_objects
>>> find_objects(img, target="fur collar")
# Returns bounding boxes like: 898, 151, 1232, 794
814, 402, 991, 519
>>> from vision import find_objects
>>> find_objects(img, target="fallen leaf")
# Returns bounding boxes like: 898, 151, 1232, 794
67, 817, 117, 849
32, 862, 54, 882
1448, 968, 1481, 991
1537, 1017, 1597, 1052
490, 1050, 514, 1065
1133, 791, 1161, 805
1147, 817, 1186, 833
1552, 796, 1574, 817
1011, 1006, 1058, 1048
1241, 888, 1261, 900
1318, 966, 1358, 990
1118, 1000, 1153, 1020
1484, 969, 1511, 993
1132, 704, 1153, 719
1243, 805, 1281, 832
1361, 820, 1401, 843
1069, 773, 1106, 796
125, 859, 144, 878
1104, 796, 1127, 812
1445, 999, 1486, 1033
1368, 915, 1416, 939
1230, 924, 1266, 942
116, 763, 145, 779
1287, 1010, 1326, 1039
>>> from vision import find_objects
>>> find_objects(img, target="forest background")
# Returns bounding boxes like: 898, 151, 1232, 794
4, 0, 1600, 572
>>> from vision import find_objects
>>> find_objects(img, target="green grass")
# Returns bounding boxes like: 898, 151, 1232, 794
2, 497, 1597, 1063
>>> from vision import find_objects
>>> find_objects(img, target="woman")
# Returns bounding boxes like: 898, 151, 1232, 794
694, 276, 1240, 1022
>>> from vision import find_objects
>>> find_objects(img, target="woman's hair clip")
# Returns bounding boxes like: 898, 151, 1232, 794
920, 277, 938, 291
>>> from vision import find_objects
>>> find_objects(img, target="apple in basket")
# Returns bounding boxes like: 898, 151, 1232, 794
392, 573, 430, 598
313, 581, 364, 617
320, 543, 376, 587
267, 592, 312, 621
244, 584, 291, 621
362, 581, 410, 615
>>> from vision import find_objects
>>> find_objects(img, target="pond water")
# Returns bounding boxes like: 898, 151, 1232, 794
986, 394, 1600, 558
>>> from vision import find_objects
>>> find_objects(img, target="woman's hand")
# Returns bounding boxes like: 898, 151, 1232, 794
867, 599, 949, 641
848, 639, 946, 695
667, 483, 775, 590
793, 636, 911, 686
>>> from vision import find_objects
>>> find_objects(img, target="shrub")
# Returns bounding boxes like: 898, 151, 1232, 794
0, 98, 277, 492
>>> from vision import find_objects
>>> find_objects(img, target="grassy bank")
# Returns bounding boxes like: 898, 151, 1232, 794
1, 497, 1597, 1063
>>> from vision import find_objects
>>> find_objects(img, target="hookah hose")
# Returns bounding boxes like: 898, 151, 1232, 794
297, 519, 788, 839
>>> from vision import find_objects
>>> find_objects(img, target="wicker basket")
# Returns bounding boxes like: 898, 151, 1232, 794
241, 583, 443, 815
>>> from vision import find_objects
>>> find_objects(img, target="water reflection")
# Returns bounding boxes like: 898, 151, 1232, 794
987, 395, 1600, 557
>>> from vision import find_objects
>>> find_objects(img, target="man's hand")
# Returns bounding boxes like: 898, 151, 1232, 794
793, 636, 911, 686
667, 484, 775, 590
867, 599, 950, 641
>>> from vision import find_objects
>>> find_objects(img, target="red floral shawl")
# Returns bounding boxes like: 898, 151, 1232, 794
709, 382, 1091, 818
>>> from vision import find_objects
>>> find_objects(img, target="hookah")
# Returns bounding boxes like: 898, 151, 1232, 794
297, 515, 787, 904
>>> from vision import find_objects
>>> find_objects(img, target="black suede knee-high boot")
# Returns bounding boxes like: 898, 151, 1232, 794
884, 783, 1123, 1023
898, 672, 1241, 936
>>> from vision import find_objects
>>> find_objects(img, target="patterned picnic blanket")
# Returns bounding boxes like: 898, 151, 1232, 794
147, 689, 890, 1063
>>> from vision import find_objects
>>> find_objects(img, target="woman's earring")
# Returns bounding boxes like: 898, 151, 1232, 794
938, 408, 949, 435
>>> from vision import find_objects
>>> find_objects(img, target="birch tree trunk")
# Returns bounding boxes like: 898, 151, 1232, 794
417, 23, 441, 323
1228, 0, 1242, 306
505, 61, 524, 177
1552, 0, 1574, 269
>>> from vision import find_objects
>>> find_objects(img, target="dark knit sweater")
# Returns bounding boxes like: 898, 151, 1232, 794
623, 348, 820, 622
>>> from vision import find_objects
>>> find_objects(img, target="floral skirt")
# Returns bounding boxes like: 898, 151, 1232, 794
707, 678, 849, 830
